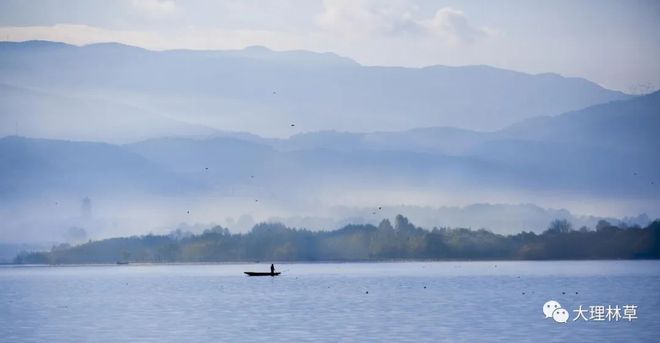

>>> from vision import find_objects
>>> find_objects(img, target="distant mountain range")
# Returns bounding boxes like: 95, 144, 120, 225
0, 40, 657, 245
0, 136, 197, 197
0, 91, 658, 243
124, 90, 659, 199
2, 90, 658, 200
0, 40, 630, 141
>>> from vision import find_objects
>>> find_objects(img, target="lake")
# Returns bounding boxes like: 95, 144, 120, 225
1, 261, 659, 342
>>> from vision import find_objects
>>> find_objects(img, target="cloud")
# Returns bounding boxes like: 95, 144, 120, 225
316, 0, 489, 44
0, 2, 491, 56
424, 7, 490, 44
316, 0, 421, 38
130, 0, 177, 16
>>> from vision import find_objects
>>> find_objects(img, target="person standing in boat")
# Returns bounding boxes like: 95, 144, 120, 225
270, 263, 275, 275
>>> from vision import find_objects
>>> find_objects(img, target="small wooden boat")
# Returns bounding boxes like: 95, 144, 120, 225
244, 272, 280, 276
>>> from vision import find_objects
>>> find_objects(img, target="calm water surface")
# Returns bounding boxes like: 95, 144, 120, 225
1, 261, 659, 342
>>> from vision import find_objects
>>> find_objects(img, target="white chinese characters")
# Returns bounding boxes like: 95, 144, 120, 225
573, 305, 637, 322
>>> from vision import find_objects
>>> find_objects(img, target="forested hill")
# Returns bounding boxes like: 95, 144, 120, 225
13, 216, 660, 264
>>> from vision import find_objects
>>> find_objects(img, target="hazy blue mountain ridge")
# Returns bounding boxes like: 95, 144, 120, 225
0, 40, 631, 140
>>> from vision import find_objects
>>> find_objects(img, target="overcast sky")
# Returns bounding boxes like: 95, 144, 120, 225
0, 0, 658, 92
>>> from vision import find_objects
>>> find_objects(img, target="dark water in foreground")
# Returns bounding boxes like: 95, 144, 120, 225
1, 261, 659, 342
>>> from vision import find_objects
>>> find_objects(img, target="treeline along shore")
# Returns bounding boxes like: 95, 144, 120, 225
13, 216, 660, 264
